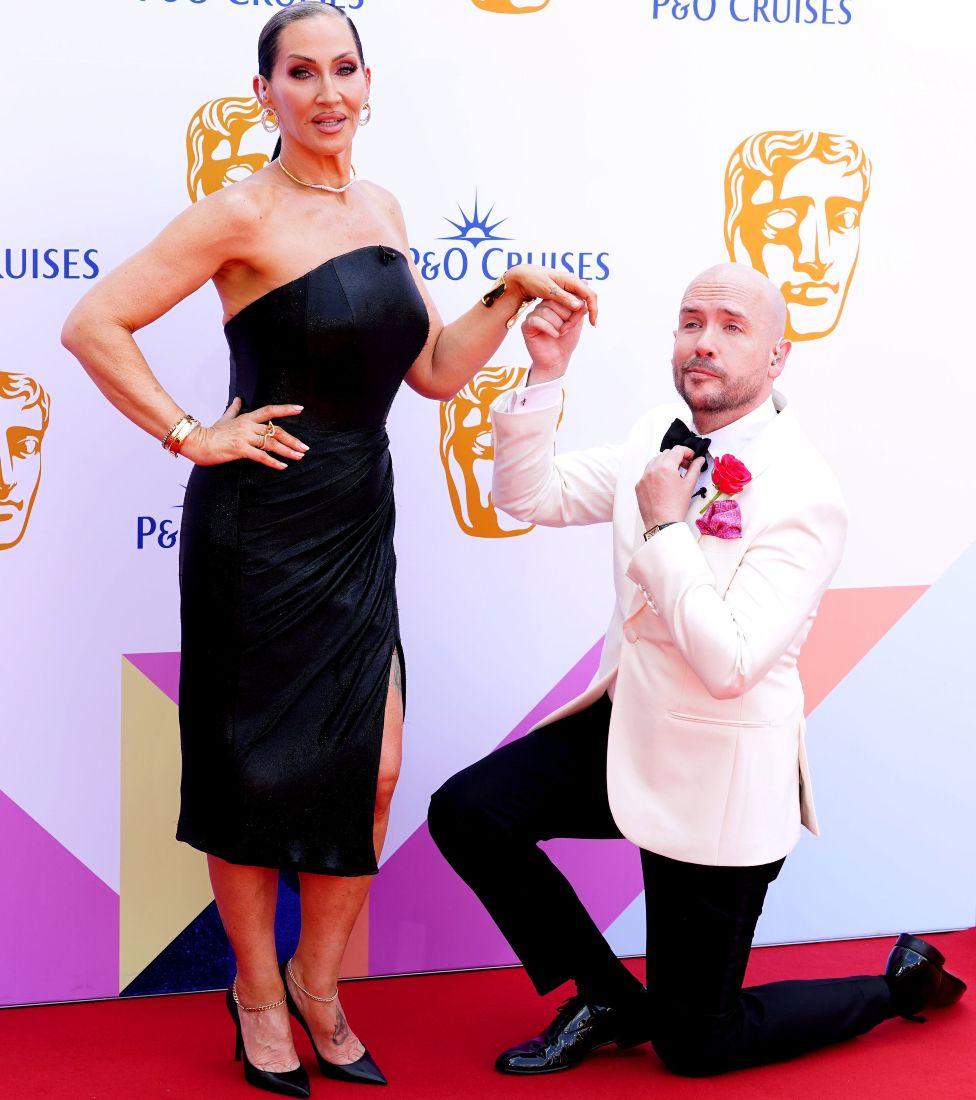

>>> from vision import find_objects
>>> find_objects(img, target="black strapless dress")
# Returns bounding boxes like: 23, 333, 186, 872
176, 245, 429, 875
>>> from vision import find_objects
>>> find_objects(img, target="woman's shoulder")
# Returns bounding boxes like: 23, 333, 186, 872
356, 179, 404, 217
191, 167, 280, 235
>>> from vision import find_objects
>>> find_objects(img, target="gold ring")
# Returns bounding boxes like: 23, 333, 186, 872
260, 422, 276, 450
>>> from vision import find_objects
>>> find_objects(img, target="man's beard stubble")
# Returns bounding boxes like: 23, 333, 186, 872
673, 356, 766, 415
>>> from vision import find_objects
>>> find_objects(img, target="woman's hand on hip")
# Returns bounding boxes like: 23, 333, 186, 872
181, 398, 309, 470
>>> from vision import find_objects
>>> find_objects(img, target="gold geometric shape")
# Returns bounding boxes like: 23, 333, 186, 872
724, 130, 872, 342
120, 658, 213, 990
186, 96, 271, 203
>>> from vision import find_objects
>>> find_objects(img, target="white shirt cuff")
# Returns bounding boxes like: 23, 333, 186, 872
508, 377, 564, 413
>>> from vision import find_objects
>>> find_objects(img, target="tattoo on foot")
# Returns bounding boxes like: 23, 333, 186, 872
333, 1006, 350, 1047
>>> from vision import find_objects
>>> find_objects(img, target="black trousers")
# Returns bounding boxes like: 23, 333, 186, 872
429, 694, 894, 1078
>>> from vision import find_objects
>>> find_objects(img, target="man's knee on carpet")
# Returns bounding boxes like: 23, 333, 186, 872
651, 1012, 740, 1078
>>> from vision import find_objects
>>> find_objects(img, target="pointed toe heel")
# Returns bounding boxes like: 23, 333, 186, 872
319, 1048, 387, 1086
226, 986, 311, 1098
282, 959, 388, 1085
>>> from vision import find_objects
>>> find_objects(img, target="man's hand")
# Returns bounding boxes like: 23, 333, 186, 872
522, 299, 588, 385
635, 447, 706, 530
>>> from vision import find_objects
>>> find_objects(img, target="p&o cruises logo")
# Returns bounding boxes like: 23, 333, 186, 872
137, 493, 184, 552
411, 193, 611, 286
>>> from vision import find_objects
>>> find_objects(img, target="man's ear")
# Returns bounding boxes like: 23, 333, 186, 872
770, 338, 792, 379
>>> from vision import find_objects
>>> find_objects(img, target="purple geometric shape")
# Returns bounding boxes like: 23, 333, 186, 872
0, 789, 119, 1006
370, 638, 643, 977
124, 652, 180, 705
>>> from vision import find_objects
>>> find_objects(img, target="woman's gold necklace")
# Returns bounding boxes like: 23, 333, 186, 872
277, 158, 357, 195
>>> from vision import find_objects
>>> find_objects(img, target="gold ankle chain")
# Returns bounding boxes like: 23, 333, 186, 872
286, 957, 339, 1004
231, 978, 286, 1013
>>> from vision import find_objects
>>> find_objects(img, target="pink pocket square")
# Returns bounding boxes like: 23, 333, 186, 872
696, 499, 742, 540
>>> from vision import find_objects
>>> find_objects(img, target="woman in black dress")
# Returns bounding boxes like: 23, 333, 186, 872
62, 6, 596, 1095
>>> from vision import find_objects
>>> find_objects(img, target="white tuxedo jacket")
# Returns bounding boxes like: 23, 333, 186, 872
490, 389, 847, 867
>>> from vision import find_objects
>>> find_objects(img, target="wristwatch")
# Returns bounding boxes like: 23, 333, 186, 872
643, 521, 677, 541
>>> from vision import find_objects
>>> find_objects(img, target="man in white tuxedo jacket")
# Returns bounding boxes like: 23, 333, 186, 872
429, 263, 964, 1077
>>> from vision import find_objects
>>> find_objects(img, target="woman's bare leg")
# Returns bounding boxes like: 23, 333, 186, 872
287, 656, 404, 1064
208, 856, 301, 1072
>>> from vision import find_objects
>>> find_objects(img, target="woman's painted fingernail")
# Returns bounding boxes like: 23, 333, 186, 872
299, 443, 310, 452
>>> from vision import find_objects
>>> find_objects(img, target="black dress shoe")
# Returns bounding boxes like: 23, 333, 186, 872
885, 933, 967, 1019
495, 994, 650, 1075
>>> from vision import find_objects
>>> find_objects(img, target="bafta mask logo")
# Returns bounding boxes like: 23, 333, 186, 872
1, 372, 50, 551
724, 131, 872, 341
470, 1, 551, 13
440, 367, 561, 538
186, 97, 270, 203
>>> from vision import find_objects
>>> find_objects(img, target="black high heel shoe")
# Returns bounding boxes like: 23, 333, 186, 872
226, 983, 311, 1097
282, 959, 388, 1086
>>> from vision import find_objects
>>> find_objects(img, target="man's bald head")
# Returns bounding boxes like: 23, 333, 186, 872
682, 263, 788, 340
672, 263, 792, 432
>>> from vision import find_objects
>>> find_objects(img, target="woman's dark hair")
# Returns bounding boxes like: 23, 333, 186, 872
258, 6, 365, 80
259, 6, 366, 161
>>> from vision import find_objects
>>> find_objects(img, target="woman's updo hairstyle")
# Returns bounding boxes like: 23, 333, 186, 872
258, 5, 365, 78
258, 6, 366, 160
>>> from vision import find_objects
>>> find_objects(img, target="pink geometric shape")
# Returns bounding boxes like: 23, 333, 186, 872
0, 789, 119, 1006
798, 586, 927, 714
369, 639, 642, 977
124, 652, 181, 706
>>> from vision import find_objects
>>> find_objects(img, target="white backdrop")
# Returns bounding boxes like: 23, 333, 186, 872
3, 0, 975, 1005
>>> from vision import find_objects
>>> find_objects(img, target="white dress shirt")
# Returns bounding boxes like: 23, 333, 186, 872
511, 377, 777, 501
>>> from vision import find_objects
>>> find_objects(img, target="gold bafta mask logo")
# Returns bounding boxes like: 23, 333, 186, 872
440, 367, 561, 538
724, 131, 872, 341
470, 1, 552, 13
0, 372, 50, 551
186, 97, 270, 203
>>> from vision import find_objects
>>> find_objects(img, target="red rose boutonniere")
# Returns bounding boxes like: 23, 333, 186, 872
695, 454, 752, 540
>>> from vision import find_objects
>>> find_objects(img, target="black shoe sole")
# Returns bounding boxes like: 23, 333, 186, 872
892, 934, 968, 1010
495, 1035, 650, 1075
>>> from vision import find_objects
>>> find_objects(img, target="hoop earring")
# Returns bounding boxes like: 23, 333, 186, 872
261, 108, 279, 134
359, 102, 372, 127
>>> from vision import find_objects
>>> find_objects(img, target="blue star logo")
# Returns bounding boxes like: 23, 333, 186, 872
440, 193, 510, 248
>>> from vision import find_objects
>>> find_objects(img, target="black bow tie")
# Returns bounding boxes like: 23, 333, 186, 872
660, 418, 711, 471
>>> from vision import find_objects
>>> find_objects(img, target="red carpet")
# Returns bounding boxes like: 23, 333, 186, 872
2, 931, 974, 1099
